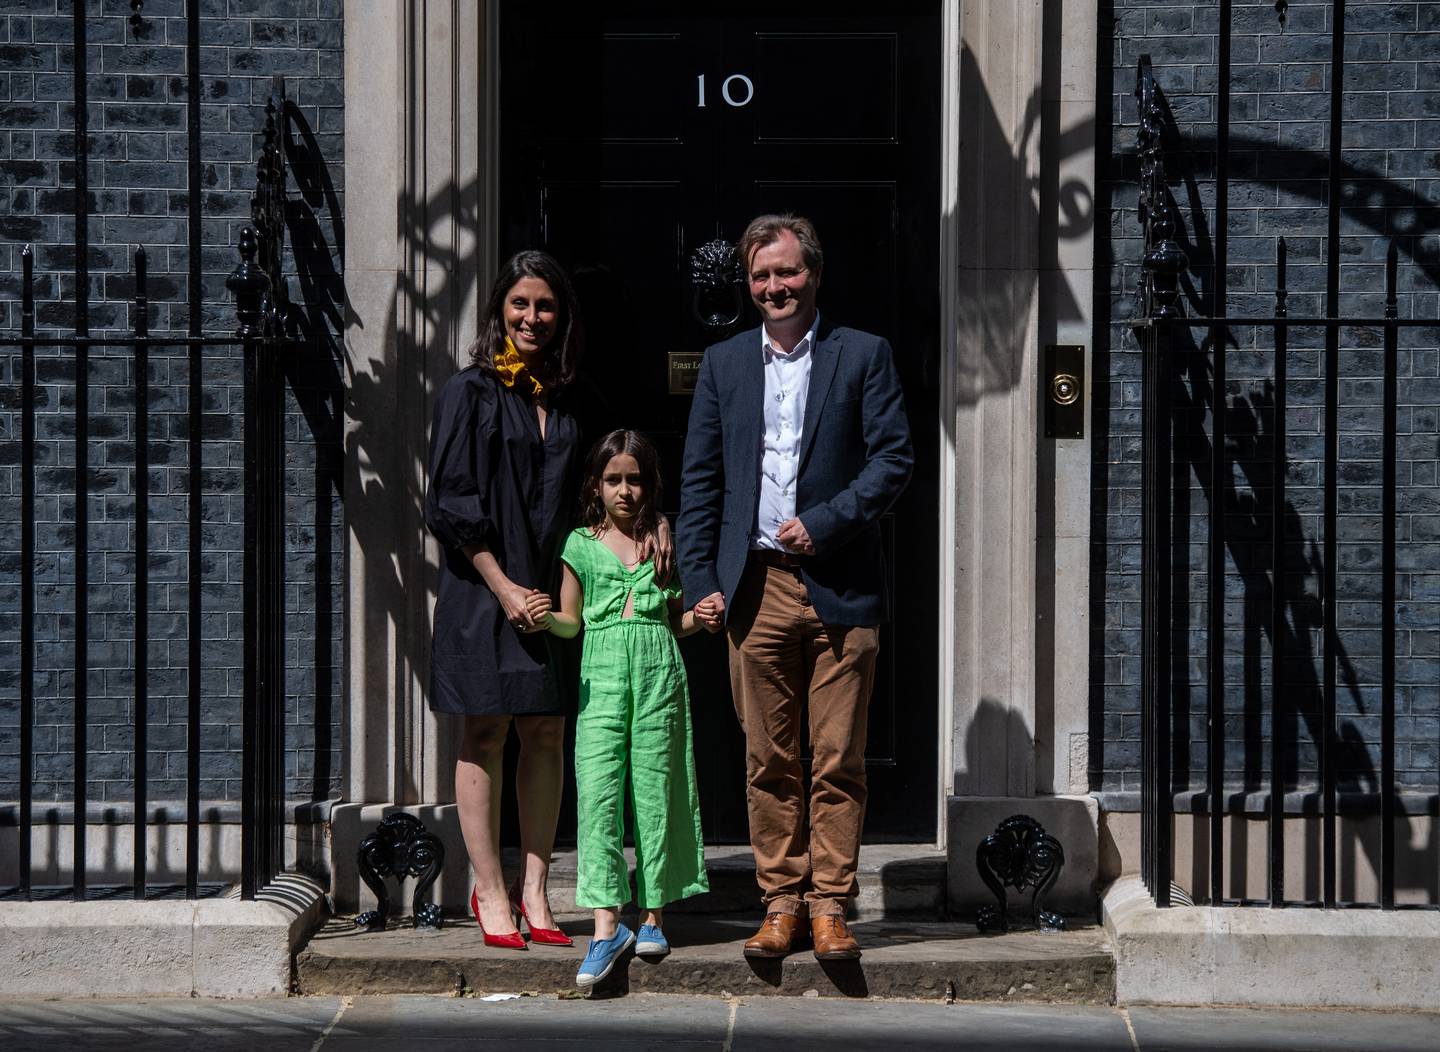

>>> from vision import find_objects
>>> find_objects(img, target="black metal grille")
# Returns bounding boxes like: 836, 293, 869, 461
2, 4, 294, 902
1134, 2, 1440, 911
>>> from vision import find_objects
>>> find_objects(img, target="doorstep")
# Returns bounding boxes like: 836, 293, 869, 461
331, 809, 951, 921
294, 915, 1115, 1003
531, 843, 949, 922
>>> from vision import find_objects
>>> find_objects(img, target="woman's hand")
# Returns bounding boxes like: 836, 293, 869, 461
523, 590, 554, 633
496, 579, 540, 631
642, 515, 676, 585
469, 545, 548, 632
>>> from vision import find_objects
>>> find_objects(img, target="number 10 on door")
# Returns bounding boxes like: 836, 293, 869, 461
697, 73, 754, 108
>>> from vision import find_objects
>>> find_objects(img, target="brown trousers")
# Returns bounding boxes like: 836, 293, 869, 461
726, 555, 879, 918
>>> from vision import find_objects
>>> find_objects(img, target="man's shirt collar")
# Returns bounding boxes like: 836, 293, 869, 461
761, 312, 820, 362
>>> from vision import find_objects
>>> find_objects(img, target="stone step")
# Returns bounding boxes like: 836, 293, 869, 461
489, 844, 948, 922
294, 916, 1115, 1003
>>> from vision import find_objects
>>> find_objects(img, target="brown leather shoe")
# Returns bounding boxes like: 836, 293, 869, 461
742, 912, 803, 958
811, 914, 861, 960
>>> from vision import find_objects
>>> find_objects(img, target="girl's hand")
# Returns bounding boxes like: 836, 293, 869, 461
523, 590, 553, 632
497, 580, 538, 631
641, 516, 675, 585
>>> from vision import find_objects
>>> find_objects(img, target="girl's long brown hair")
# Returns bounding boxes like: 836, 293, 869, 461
579, 430, 663, 542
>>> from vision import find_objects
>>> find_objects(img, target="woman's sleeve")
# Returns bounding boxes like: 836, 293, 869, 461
424, 375, 498, 550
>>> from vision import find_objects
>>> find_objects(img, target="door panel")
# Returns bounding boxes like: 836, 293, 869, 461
751, 34, 900, 143
501, 1, 940, 843
538, 34, 690, 143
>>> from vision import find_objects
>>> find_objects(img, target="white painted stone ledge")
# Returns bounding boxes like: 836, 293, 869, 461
1103, 876, 1440, 1010
0, 873, 327, 998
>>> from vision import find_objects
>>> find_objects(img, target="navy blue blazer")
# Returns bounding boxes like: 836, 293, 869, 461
678, 319, 914, 626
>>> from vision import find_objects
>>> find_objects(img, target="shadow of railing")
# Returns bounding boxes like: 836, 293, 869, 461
1117, 57, 1439, 903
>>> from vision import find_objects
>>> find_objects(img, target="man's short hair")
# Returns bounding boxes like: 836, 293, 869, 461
738, 213, 824, 276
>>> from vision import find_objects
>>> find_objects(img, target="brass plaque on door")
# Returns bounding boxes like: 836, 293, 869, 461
668, 352, 703, 394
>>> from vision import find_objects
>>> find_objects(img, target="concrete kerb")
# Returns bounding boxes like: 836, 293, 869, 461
1102, 876, 1440, 1010
0, 873, 328, 998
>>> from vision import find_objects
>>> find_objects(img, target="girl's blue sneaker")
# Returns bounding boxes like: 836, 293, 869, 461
635, 923, 670, 957
575, 923, 635, 990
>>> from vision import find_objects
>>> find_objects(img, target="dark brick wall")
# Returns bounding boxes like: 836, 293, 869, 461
0, 0, 343, 808
1094, 0, 1440, 795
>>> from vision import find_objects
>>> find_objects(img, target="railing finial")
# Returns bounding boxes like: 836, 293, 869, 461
228, 226, 269, 339
1135, 55, 1189, 321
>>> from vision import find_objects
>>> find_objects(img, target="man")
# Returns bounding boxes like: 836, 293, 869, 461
678, 214, 913, 960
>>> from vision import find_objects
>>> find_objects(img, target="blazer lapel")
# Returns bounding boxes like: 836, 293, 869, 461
735, 329, 765, 486
798, 324, 841, 468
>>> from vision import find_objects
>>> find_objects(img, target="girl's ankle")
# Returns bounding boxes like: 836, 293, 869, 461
593, 907, 621, 940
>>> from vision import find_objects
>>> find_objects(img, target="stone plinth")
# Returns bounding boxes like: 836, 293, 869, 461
0, 873, 327, 998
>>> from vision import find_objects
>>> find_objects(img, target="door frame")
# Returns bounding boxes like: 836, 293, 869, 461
480, 0, 961, 848
935, 0, 960, 851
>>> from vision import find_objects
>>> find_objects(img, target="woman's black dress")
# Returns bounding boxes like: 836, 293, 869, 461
425, 366, 582, 716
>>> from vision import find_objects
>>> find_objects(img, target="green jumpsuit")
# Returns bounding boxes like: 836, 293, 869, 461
560, 528, 709, 910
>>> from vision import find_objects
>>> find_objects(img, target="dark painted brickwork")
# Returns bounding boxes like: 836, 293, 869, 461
0, 0, 343, 807
1094, 0, 1440, 796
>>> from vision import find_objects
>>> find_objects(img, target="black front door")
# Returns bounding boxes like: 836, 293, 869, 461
500, 1, 941, 842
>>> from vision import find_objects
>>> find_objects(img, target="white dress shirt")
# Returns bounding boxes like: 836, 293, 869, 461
753, 314, 819, 551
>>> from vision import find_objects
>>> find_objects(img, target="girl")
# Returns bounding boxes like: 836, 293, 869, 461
542, 430, 721, 989
426, 252, 672, 950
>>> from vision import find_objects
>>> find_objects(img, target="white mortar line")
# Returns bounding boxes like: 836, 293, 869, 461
1119, 1006, 1141, 1052
721, 997, 739, 1052
309, 996, 351, 1052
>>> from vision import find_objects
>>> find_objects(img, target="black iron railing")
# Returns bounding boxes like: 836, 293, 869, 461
1134, 24, 1440, 910
1, 1, 294, 904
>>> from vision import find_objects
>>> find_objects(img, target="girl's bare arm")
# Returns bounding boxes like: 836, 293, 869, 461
547, 563, 584, 639
668, 595, 703, 638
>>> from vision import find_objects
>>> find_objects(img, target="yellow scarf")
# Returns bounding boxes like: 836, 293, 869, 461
494, 337, 545, 398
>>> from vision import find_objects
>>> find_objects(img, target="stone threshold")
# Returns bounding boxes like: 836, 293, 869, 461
329, 814, 951, 921
514, 843, 949, 921
294, 915, 1115, 1003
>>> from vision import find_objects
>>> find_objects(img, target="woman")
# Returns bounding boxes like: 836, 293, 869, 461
425, 250, 670, 948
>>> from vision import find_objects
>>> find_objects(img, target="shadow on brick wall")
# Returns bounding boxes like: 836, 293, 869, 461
277, 100, 345, 805
1091, 50, 1439, 894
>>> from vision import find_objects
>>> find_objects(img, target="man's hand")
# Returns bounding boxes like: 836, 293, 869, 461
694, 590, 726, 633
641, 516, 675, 585
776, 518, 815, 556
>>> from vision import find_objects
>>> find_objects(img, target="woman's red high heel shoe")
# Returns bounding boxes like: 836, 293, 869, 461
471, 887, 527, 950
509, 883, 573, 946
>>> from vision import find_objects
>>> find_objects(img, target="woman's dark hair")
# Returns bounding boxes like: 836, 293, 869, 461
579, 430, 663, 542
468, 250, 584, 389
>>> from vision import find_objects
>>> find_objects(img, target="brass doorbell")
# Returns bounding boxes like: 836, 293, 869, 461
1044, 344, 1084, 439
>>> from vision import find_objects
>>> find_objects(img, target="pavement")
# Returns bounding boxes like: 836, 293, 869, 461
0, 995, 1437, 1050
297, 915, 1114, 1002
